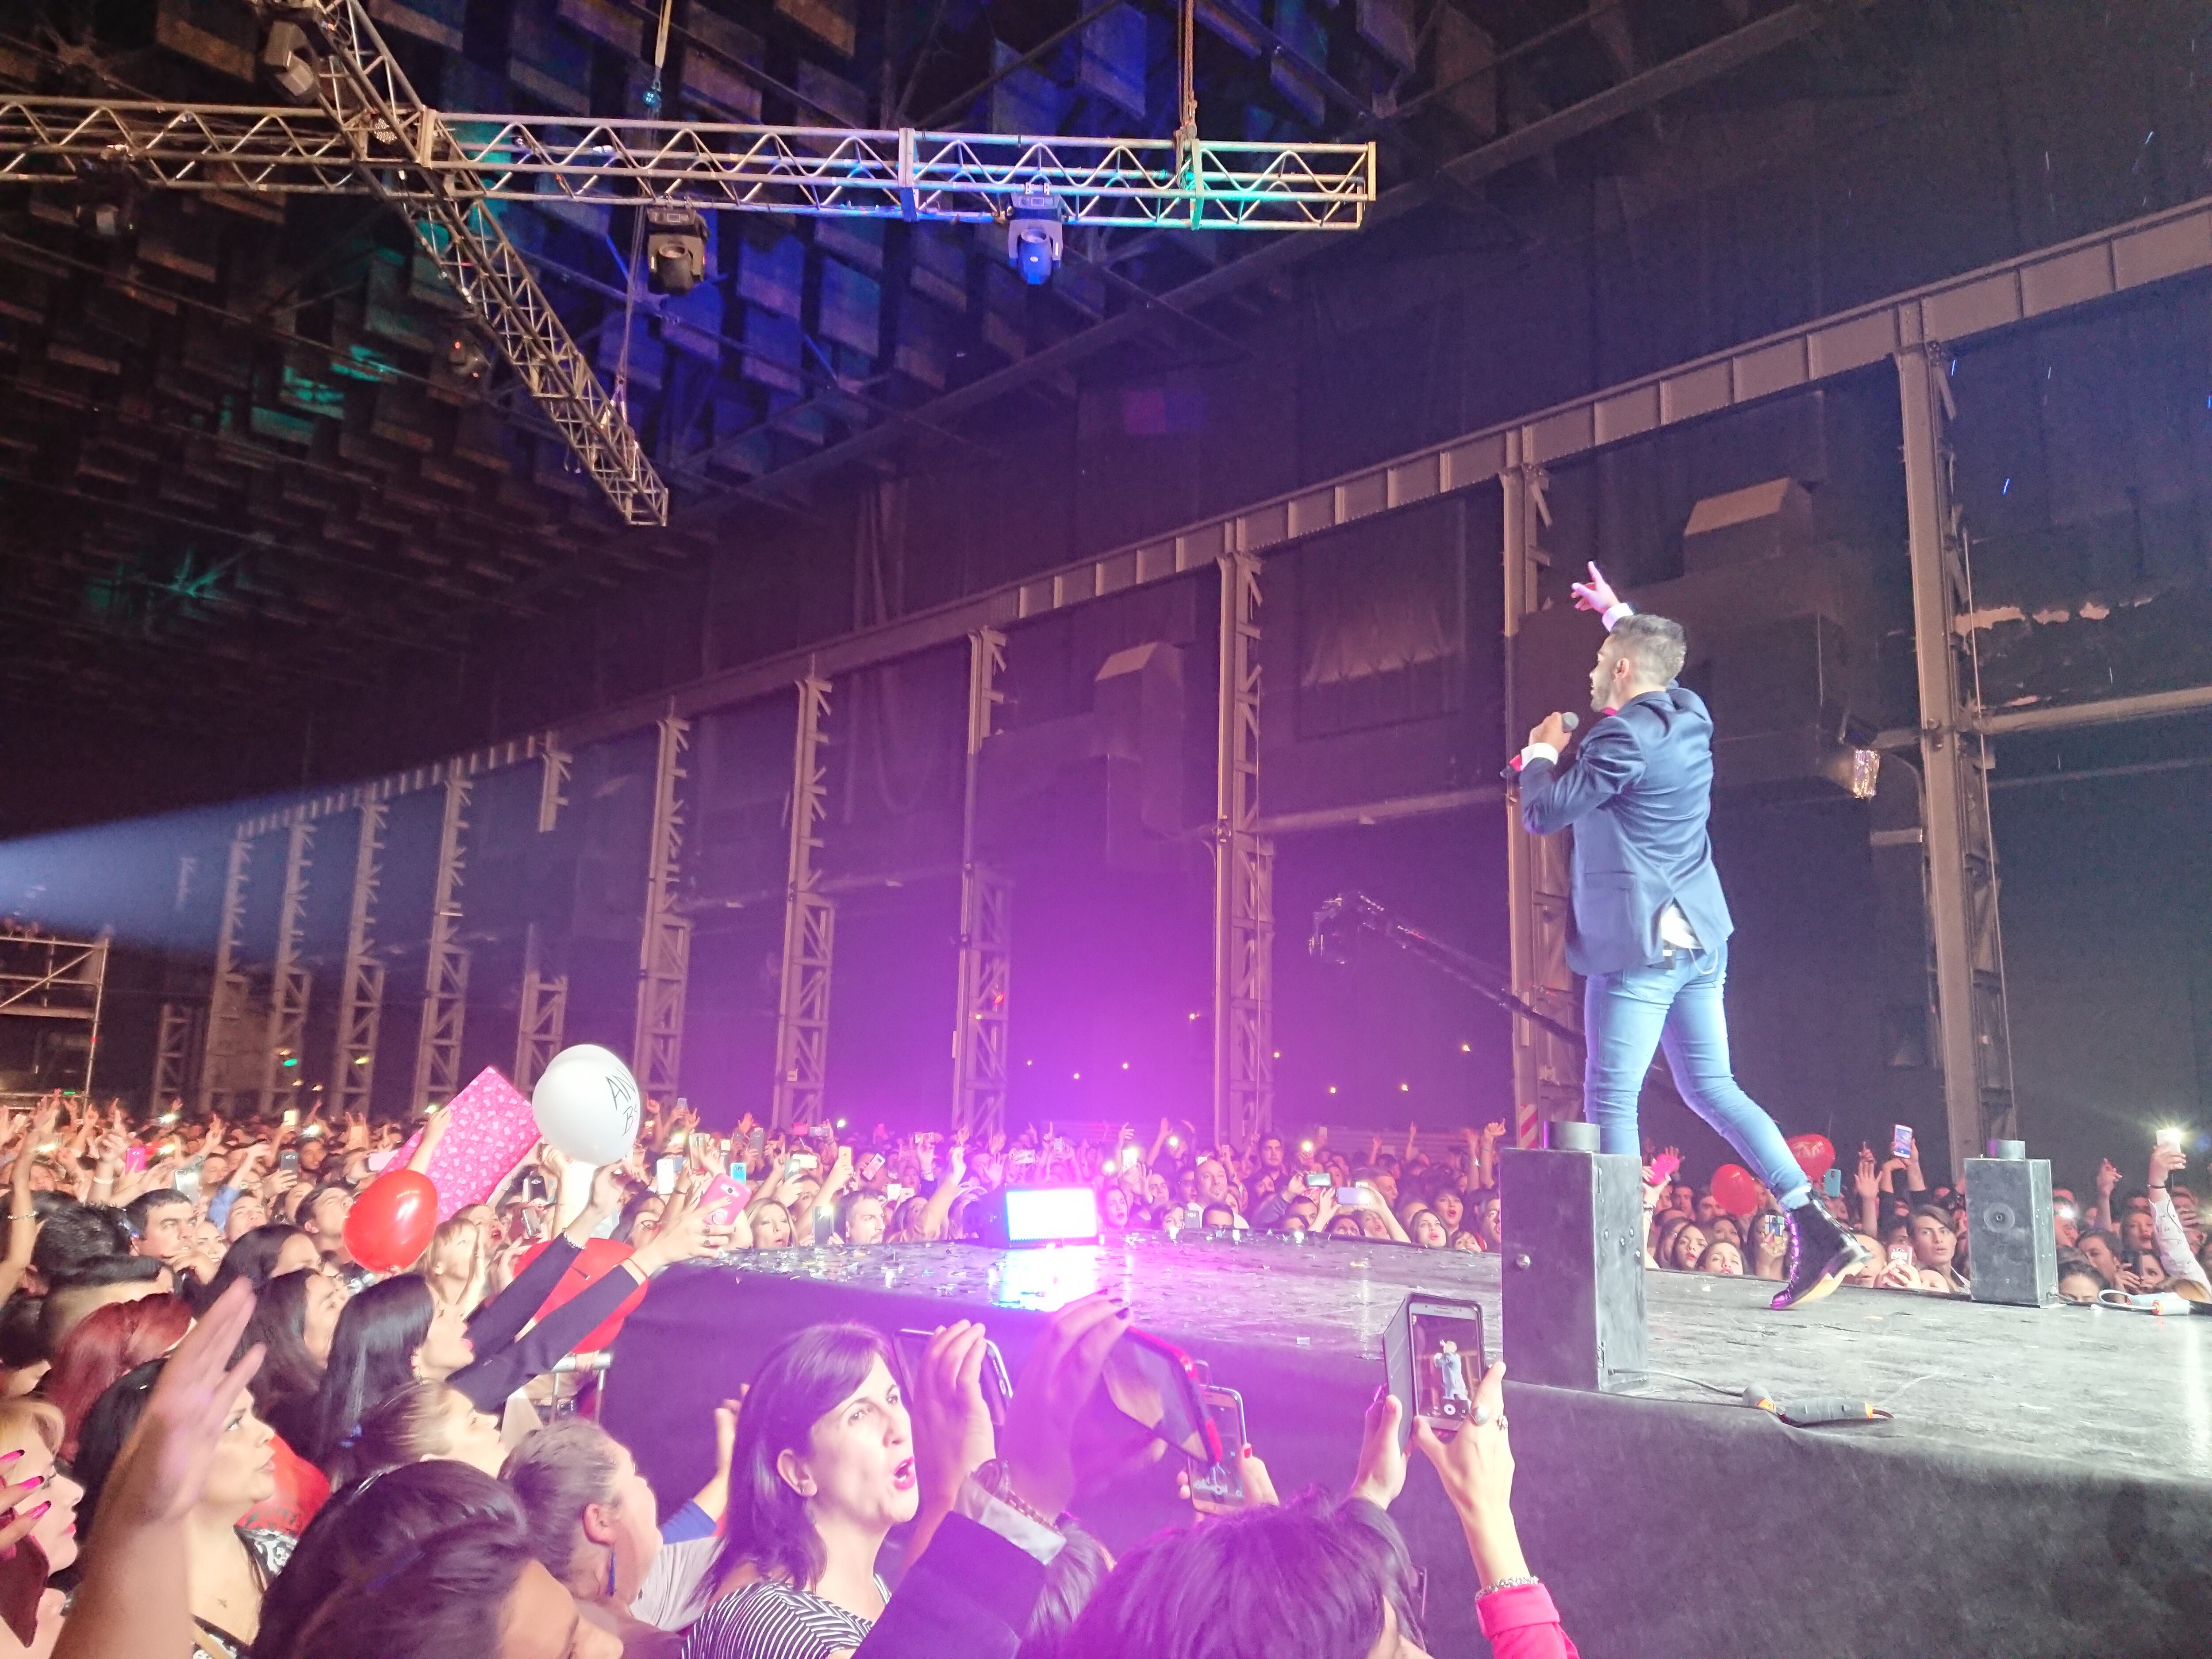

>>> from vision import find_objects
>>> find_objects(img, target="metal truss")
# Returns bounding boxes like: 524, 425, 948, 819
633, 715, 691, 1100
283, 0, 662, 526
261, 819, 314, 1117
515, 924, 568, 1094
1212, 555, 1273, 1148
330, 802, 386, 1119
0, 100, 1375, 228
1897, 346, 2016, 1182
151, 1000, 200, 1107
410, 774, 472, 1111
537, 743, 572, 834
952, 630, 1010, 1137
771, 675, 834, 1130
199, 830, 253, 1116
1500, 447, 1580, 1147
0, 925, 109, 1094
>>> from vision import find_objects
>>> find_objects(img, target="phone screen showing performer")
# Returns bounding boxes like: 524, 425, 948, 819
1384, 1293, 1486, 1449
1186, 1386, 1248, 1505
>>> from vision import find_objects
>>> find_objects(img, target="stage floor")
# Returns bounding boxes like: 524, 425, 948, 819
721, 1231, 2212, 1486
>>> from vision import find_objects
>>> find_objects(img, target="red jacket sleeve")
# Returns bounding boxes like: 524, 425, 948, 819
1477, 1583, 1579, 1659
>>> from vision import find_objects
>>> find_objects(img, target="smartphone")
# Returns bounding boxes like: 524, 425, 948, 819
124, 1144, 149, 1175
894, 1328, 1016, 1425
1822, 1167, 1843, 1198
1648, 1151, 1681, 1184
519, 1206, 546, 1242
859, 1153, 885, 1180
1187, 1385, 1248, 1505
1892, 1124, 1914, 1160
175, 1162, 202, 1202
1384, 1293, 1486, 1450
1334, 1187, 1369, 1206
749, 1126, 767, 1152
1303, 1170, 1331, 1189
279, 1149, 300, 1173
696, 1174, 749, 1227
1095, 1326, 1218, 1466
669, 1131, 691, 1154
786, 1152, 818, 1175
282, 1108, 299, 1128
2157, 1127, 2186, 1151
1887, 1240, 1913, 1268
885, 1182, 909, 1202
1184, 1202, 1205, 1227
654, 1156, 681, 1196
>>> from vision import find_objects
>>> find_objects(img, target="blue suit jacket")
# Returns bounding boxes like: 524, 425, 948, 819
1517, 687, 1734, 976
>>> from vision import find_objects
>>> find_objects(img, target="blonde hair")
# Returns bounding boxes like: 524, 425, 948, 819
417, 1218, 486, 1313
0, 1398, 64, 1456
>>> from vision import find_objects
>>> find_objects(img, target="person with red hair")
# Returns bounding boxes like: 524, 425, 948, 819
39, 1294, 191, 1460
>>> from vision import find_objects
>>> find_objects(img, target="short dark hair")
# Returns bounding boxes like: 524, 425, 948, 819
300, 1183, 352, 1231
717, 1323, 895, 1594
1061, 1493, 1422, 1659
123, 1189, 191, 1237
256, 1461, 527, 1659
277, 1516, 534, 1659
1608, 612, 1688, 684
31, 1203, 132, 1282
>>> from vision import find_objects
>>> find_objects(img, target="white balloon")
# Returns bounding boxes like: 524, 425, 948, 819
531, 1043, 642, 1164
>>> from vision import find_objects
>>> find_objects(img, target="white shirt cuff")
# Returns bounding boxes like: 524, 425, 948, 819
1601, 602, 1634, 631
954, 1473, 1068, 1565
1519, 742, 1560, 768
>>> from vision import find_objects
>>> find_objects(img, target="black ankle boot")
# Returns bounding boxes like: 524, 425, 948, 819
1771, 1198, 1871, 1311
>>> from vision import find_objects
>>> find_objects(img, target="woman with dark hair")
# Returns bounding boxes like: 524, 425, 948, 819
682, 1324, 918, 1659
249, 1459, 527, 1659
74, 1359, 290, 1659
40, 1292, 192, 1459
308, 1179, 729, 1468
506, 1418, 672, 1656
204, 1226, 320, 1304
241, 1268, 344, 1448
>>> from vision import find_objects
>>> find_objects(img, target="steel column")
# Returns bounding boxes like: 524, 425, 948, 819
771, 675, 835, 1129
261, 820, 315, 1116
1897, 345, 2016, 1182
199, 830, 252, 1116
951, 630, 1011, 1136
151, 1000, 199, 1106
1502, 434, 1580, 1146
410, 776, 472, 1110
515, 923, 568, 1091
331, 803, 388, 1119
1211, 553, 1274, 1148
634, 715, 692, 1099
538, 743, 572, 833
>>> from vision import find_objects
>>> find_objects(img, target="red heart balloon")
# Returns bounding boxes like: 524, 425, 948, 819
1710, 1163, 1763, 1217
512, 1237, 648, 1353
1787, 1133, 1836, 1181
342, 1169, 440, 1273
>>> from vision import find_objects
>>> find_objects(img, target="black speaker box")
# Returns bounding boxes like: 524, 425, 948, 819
1499, 1146, 1649, 1391
1965, 1156, 2059, 1307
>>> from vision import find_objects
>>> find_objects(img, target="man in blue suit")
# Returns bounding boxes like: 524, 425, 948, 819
1515, 562, 1869, 1310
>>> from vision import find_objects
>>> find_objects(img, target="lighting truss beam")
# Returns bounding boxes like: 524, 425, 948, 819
331, 802, 386, 1119
261, 820, 315, 1117
410, 776, 471, 1111
287, 0, 665, 526
1211, 554, 1273, 1148
771, 675, 834, 1130
633, 714, 691, 1100
952, 630, 1010, 1137
0, 99, 1377, 228
152, 1001, 200, 1107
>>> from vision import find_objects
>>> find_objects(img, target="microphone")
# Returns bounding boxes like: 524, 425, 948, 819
1500, 713, 1578, 782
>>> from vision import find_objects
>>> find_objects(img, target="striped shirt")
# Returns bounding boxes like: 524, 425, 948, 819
680, 1579, 882, 1659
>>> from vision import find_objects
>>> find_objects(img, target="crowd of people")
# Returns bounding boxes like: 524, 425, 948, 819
0, 1091, 1578, 1659
0, 1081, 2192, 1659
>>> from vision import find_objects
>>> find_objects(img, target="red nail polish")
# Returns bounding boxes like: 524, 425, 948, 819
1240, 1444, 1253, 1458
24, 1503, 46, 1521
0, 1452, 19, 1466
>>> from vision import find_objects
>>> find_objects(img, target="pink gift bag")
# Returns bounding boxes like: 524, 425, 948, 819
390, 1066, 542, 1220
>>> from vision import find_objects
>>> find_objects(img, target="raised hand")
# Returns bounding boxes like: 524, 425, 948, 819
1570, 561, 1620, 614
908, 1321, 996, 1512
1345, 1387, 1408, 1509
1853, 1147, 1880, 1201
1000, 1293, 1127, 1518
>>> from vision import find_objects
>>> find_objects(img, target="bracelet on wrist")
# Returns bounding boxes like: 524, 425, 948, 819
1475, 1574, 1541, 1601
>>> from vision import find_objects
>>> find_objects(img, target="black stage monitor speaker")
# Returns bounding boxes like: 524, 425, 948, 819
1500, 1144, 1648, 1391
1966, 1152, 2059, 1307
